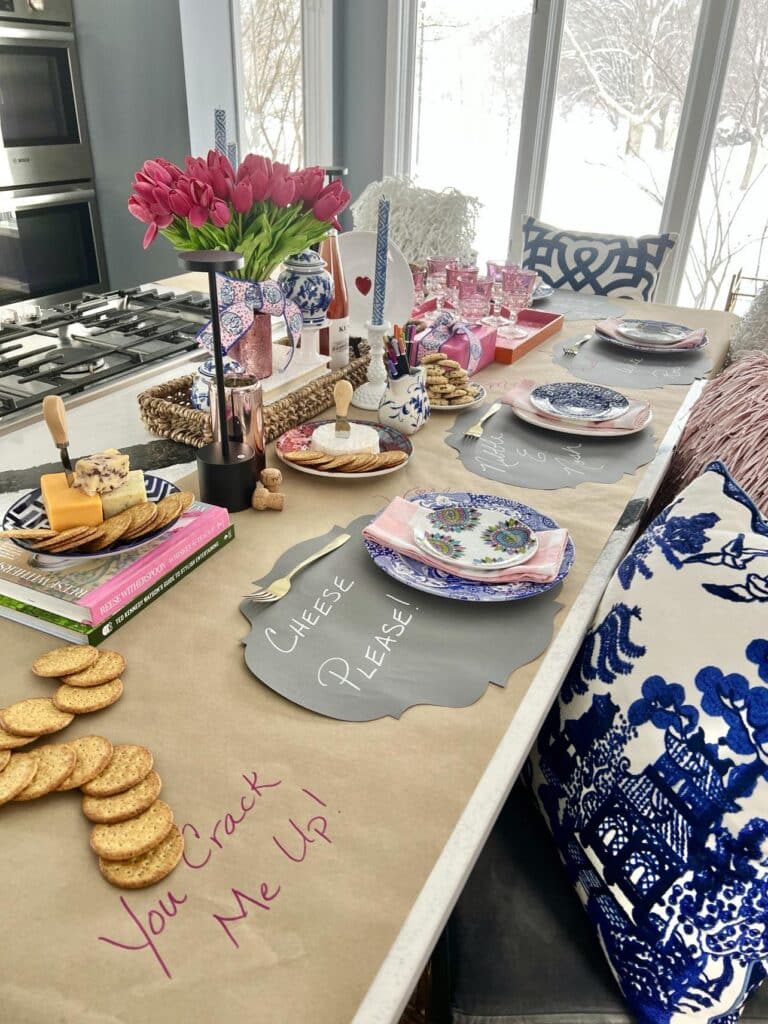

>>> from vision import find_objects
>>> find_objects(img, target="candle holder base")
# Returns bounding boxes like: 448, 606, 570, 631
197, 441, 257, 512
352, 319, 391, 411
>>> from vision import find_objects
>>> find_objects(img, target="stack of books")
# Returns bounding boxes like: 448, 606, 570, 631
0, 501, 233, 645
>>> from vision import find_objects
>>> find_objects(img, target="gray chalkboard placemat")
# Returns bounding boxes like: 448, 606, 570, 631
552, 335, 713, 388
534, 291, 626, 321
239, 518, 562, 721
444, 403, 657, 489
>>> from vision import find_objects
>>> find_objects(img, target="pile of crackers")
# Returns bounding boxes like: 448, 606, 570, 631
4, 490, 194, 555
421, 353, 481, 407
282, 449, 408, 473
0, 645, 184, 889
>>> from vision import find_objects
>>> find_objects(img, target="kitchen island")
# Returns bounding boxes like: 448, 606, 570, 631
0, 283, 735, 1024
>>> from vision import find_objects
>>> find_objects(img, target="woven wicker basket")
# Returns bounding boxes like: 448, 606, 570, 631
137, 352, 371, 448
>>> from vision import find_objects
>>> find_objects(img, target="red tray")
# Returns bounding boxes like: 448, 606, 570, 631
494, 309, 564, 364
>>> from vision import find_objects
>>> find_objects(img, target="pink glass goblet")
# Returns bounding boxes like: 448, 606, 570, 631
499, 268, 538, 338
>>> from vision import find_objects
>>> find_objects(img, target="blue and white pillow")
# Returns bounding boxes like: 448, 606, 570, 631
529, 462, 768, 1023
521, 216, 677, 301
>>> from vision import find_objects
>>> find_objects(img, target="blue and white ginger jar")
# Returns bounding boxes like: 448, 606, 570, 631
277, 249, 334, 327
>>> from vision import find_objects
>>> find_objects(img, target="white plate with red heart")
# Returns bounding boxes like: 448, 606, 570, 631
337, 230, 415, 338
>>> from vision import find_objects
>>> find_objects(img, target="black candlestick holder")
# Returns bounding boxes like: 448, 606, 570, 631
178, 250, 257, 511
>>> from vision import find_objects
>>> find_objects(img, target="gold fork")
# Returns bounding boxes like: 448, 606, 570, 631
463, 402, 502, 440
562, 333, 594, 356
247, 533, 351, 603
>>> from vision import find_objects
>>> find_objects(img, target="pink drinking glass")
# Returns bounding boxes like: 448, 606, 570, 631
410, 264, 426, 300
458, 275, 492, 321
484, 260, 517, 327
499, 268, 538, 338
426, 256, 456, 309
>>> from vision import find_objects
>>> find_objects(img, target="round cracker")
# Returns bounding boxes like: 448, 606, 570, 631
59, 649, 125, 688
2, 528, 57, 540
80, 510, 134, 553
82, 770, 162, 824
46, 528, 102, 553
0, 698, 74, 737
283, 450, 329, 464
0, 752, 39, 805
90, 799, 174, 861
0, 750, 9, 772
54, 677, 123, 715
98, 824, 184, 889
121, 502, 159, 540
150, 494, 183, 531
375, 450, 408, 468
30, 526, 97, 551
57, 735, 113, 791
32, 645, 99, 678
13, 744, 76, 800
81, 743, 153, 797
0, 723, 38, 751
176, 491, 194, 511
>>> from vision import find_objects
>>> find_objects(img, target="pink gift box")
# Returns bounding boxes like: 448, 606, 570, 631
413, 308, 497, 376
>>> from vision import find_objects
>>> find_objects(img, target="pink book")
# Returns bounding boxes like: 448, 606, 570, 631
0, 502, 231, 626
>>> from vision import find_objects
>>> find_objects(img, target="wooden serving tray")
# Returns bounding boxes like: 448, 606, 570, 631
494, 309, 564, 364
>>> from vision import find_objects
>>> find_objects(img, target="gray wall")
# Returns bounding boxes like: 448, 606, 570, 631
336, 0, 387, 217
73, 0, 191, 289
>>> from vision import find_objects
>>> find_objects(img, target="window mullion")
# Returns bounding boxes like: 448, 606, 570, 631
383, 0, 419, 178
654, 0, 741, 305
302, 0, 335, 166
507, 0, 567, 262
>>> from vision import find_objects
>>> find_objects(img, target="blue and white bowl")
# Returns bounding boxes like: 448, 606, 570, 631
277, 249, 334, 326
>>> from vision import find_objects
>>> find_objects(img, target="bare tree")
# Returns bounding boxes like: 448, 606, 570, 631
238, 0, 303, 165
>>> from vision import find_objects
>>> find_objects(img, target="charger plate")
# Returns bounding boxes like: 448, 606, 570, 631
364, 491, 573, 602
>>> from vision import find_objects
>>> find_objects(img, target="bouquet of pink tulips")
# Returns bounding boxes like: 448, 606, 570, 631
128, 150, 351, 281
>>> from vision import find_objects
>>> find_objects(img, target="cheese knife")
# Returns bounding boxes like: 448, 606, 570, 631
42, 395, 74, 485
333, 379, 353, 439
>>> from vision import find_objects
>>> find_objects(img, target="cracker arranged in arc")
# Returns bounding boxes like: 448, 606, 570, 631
2, 528, 57, 539
13, 744, 76, 801
32, 645, 99, 678
81, 510, 134, 553
150, 494, 183, 531
30, 526, 96, 551
54, 678, 124, 715
98, 824, 184, 889
0, 722, 37, 751
0, 750, 10, 772
56, 735, 114, 791
90, 799, 174, 861
58, 650, 125, 688
176, 491, 195, 512
0, 753, 39, 805
121, 502, 159, 540
80, 743, 153, 797
81, 770, 162, 824
0, 698, 74, 737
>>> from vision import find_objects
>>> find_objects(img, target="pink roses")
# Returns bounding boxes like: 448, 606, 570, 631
128, 150, 351, 252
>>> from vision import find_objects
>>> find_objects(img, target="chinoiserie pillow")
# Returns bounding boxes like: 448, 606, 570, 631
529, 461, 768, 1023
521, 215, 677, 301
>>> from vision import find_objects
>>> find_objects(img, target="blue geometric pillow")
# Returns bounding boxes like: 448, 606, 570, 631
529, 462, 768, 1023
521, 216, 677, 301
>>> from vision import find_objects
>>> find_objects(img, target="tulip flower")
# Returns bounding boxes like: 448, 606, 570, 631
129, 149, 351, 277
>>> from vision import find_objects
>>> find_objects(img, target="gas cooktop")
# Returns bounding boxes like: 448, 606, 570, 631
0, 287, 211, 421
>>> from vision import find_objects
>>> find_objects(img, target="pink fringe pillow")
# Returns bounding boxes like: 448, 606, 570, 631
657, 351, 768, 513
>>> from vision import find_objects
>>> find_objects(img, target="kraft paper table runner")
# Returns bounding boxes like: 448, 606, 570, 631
0, 296, 733, 1023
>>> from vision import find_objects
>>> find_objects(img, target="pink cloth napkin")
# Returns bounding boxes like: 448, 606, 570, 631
363, 497, 569, 584
501, 378, 651, 432
596, 317, 706, 350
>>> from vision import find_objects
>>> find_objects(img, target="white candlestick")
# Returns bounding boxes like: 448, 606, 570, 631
351, 319, 390, 410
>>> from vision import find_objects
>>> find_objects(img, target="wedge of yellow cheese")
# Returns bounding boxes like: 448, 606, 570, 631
100, 470, 147, 519
40, 473, 104, 531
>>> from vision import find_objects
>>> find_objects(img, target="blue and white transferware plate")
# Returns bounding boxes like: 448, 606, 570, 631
615, 318, 692, 345
529, 381, 629, 422
412, 504, 537, 571
2, 474, 181, 565
532, 281, 554, 302
364, 491, 574, 603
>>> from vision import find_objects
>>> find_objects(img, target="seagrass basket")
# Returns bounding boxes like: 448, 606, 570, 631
137, 351, 371, 448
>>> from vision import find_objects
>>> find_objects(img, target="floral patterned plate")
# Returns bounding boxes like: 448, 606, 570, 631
364, 491, 574, 602
529, 382, 629, 422
275, 420, 413, 480
412, 503, 537, 571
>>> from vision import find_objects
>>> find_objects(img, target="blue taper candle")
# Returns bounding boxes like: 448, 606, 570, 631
371, 197, 390, 325
214, 109, 227, 155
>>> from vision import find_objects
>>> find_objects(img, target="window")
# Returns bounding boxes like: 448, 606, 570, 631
394, 0, 764, 308
237, 0, 304, 165
678, 0, 768, 309
540, 0, 701, 237
409, 0, 533, 264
